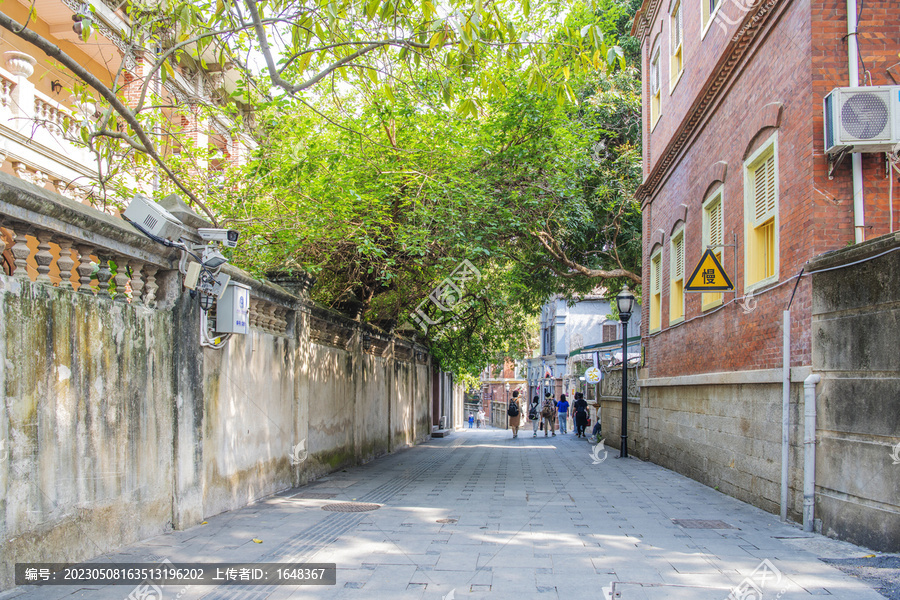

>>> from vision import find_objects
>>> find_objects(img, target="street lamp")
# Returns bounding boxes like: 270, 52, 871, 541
505, 383, 511, 430
616, 285, 636, 458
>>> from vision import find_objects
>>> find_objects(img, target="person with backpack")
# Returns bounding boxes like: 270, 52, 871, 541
541, 393, 556, 437
557, 394, 570, 434
528, 396, 541, 438
573, 392, 589, 438
507, 390, 522, 438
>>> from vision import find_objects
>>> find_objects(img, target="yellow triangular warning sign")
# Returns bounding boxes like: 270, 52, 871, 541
685, 249, 734, 292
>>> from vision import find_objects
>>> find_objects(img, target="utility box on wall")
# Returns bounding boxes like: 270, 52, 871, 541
216, 281, 250, 334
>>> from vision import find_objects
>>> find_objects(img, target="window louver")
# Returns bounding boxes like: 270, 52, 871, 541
754, 155, 776, 224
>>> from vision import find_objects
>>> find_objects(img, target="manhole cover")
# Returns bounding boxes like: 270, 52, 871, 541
436, 518, 458, 524
292, 492, 337, 499
672, 519, 737, 529
321, 502, 380, 512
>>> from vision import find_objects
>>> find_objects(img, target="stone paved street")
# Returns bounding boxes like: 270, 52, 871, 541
2, 428, 890, 600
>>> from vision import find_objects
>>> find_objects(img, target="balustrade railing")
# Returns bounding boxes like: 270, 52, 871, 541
33, 91, 74, 139
0, 171, 172, 307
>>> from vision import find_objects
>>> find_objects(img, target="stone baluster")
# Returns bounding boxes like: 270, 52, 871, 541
56, 239, 75, 289
264, 303, 277, 332
0, 219, 6, 256
130, 262, 144, 304
274, 307, 287, 334
113, 257, 130, 303
254, 301, 265, 330
33, 231, 54, 283
143, 266, 158, 307
96, 255, 112, 298
249, 300, 259, 329
76, 246, 95, 293
10, 224, 31, 280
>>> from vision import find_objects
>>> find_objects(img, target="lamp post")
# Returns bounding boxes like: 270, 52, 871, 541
505, 383, 511, 430
616, 285, 636, 458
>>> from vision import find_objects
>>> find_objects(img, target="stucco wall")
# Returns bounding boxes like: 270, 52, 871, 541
0, 175, 434, 590
0, 279, 176, 589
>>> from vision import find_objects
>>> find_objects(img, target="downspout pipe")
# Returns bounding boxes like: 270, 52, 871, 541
780, 310, 791, 522
803, 374, 822, 532
848, 0, 865, 243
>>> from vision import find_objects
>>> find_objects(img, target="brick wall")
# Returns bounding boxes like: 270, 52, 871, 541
641, 0, 817, 377
811, 0, 900, 244
638, 0, 900, 378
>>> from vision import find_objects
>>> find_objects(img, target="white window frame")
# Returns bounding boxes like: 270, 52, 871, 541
702, 187, 725, 311
701, 0, 724, 39
650, 44, 662, 129
669, 227, 685, 324
649, 248, 663, 332
743, 133, 780, 293
670, 1, 684, 91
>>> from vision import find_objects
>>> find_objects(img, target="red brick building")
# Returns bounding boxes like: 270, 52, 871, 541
630, 0, 899, 520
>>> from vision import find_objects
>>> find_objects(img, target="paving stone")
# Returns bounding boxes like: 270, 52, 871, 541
3, 428, 891, 600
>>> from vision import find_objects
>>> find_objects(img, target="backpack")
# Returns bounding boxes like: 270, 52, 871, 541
528, 404, 539, 420
507, 400, 520, 417
541, 402, 554, 419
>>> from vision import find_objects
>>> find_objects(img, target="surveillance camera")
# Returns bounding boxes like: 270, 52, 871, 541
198, 228, 240, 248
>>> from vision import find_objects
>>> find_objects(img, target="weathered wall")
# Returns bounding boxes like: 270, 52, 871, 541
809, 233, 900, 551
0, 176, 434, 591
0, 279, 176, 588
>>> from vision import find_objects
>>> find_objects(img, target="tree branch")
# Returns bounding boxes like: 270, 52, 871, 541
531, 230, 641, 285
244, 0, 431, 94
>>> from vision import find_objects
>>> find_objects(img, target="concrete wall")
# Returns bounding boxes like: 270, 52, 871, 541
809, 233, 900, 551
0, 176, 434, 590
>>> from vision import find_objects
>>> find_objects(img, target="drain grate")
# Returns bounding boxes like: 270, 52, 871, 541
672, 519, 737, 529
292, 492, 338, 499
322, 502, 381, 512
436, 518, 458, 524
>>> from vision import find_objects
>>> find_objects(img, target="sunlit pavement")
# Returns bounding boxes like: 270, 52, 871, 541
3, 427, 890, 600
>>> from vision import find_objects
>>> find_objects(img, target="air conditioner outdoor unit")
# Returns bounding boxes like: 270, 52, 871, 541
824, 85, 900, 155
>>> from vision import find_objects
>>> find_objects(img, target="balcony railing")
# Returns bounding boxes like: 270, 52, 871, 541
0, 50, 99, 204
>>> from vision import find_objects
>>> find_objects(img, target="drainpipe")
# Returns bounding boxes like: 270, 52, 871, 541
780, 310, 791, 522
848, 0, 865, 243
803, 374, 822, 532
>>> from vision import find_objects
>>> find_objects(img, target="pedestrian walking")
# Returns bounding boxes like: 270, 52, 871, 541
528, 396, 541, 438
557, 394, 570, 434
573, 392, 589, 438
477, 409, 485, 428
541, 393, 556, 437
468, 413, 474, 429
507, 391, 522, 438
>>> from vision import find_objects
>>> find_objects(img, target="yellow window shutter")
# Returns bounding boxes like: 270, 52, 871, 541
652, 255, 661, 293
710, 201, 722, 246
674, 236, 684, 280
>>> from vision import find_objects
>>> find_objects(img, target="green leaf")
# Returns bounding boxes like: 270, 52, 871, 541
366, 0, 379, 19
